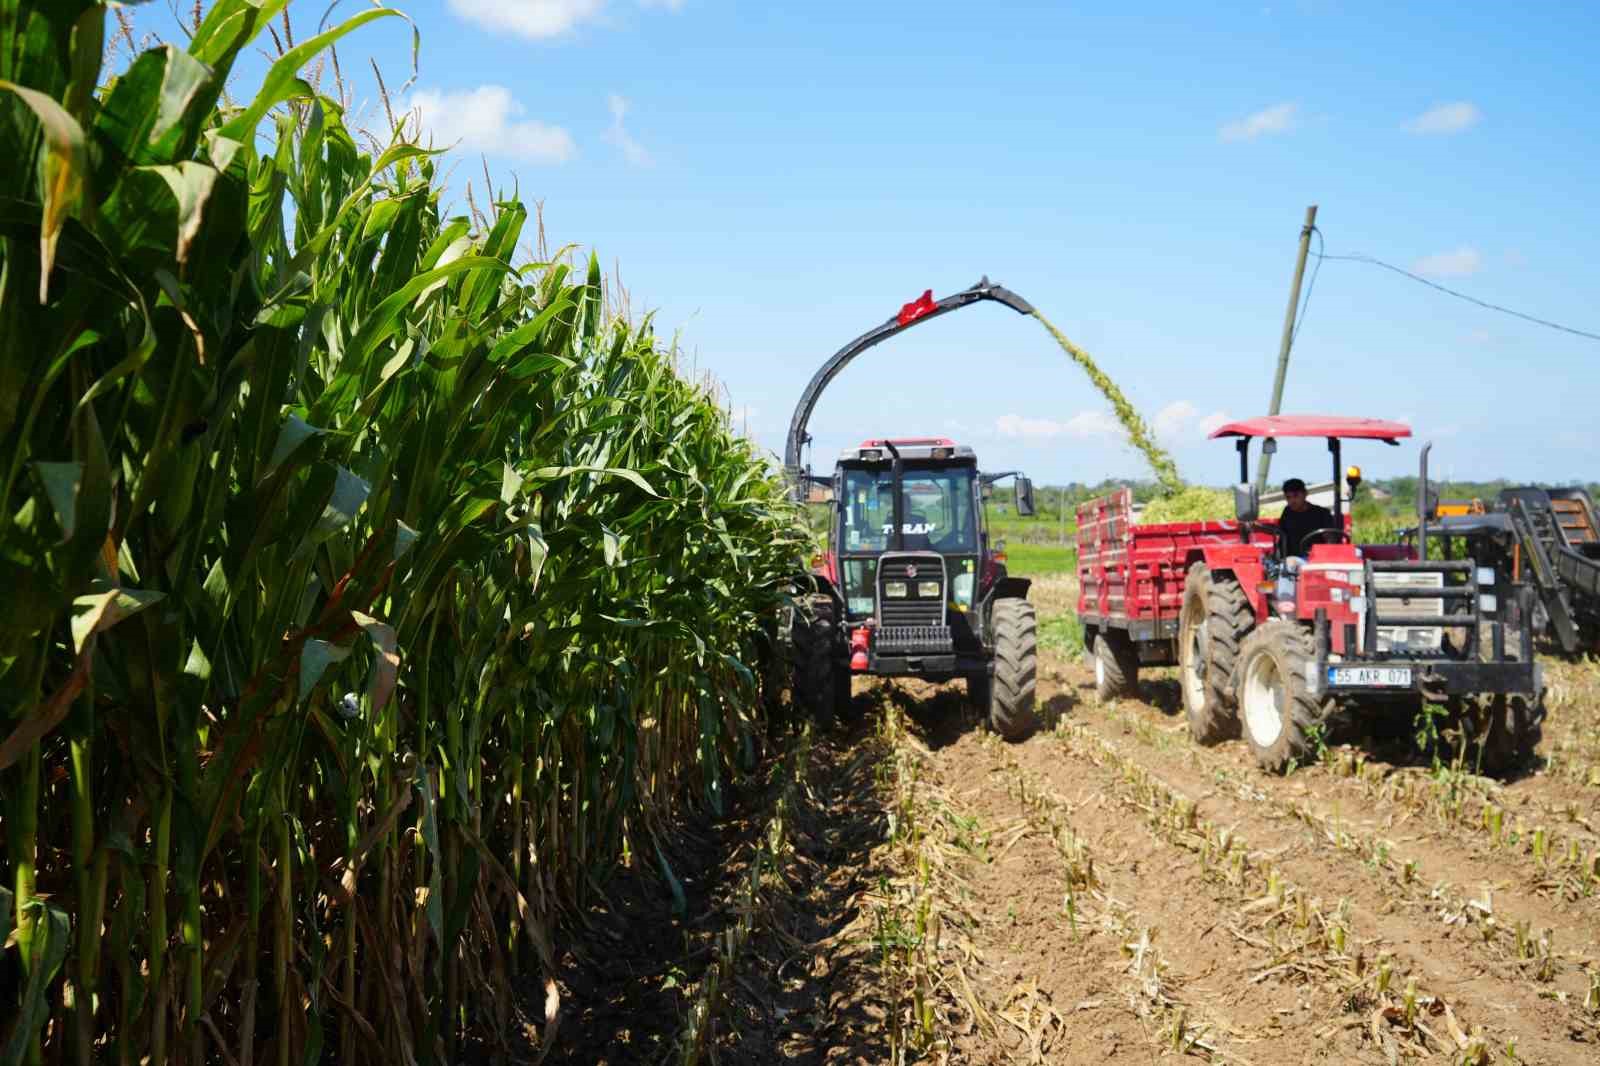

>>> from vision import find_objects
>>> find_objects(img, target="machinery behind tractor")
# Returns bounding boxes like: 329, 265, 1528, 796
1077, 415, 1543, 774
782, 280, 1043, 739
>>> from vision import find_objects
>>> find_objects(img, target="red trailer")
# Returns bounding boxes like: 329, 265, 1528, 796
1076, 488, 1277, 699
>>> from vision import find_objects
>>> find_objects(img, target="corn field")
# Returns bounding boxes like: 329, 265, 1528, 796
0, 3, 807, 1063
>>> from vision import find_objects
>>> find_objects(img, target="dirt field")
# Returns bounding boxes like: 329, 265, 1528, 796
536, 578, 1600, 1064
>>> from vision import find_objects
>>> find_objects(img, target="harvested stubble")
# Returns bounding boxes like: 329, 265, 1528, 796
1050, 719, 1508, 1059
675, 727, 813, 1065
0, 5, 808, 1063
1094, 703, 1599, 1015
984, 736, 1231, 1059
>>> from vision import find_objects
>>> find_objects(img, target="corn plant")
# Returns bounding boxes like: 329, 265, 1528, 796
0, 3, 808, 1063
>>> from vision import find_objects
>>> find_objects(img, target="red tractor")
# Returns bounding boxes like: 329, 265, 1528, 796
1078, 415, 1543, 773
783, 280, 1043, 738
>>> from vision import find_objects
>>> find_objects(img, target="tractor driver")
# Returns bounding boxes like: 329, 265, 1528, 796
1277, 478, 1336, 558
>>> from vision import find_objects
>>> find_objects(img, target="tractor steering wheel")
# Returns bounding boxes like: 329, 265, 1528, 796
1298, 528, 1351, 554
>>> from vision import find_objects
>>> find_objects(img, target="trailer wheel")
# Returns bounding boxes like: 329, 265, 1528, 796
1179, 562, 1248, 744
1460, 694, 1542, 775
988, 597, 1039, 741
1092, 628, 1139, 702
1236, 620, 1331, 773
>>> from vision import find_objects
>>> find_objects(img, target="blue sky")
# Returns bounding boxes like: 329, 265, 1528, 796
122, 1, 1600, 485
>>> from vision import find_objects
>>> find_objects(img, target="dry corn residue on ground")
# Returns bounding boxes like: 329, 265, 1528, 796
539, 574, 1600, 1063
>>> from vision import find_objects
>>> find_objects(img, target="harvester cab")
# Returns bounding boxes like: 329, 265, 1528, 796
1177, 416, 1542, 774
782, 280, 1044, 739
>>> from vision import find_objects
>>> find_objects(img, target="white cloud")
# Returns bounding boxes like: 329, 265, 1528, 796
1219, 102, 1296, 142
1411, 246, 1482, 278
1403, 101, 1481, 135
1151, 400, 1232, 441
447, 0, 684, 40
447, 0, 606, 39
995, 411, 1124, 442
405, 85, 576, 165
604, 93, 652, 166
1153, 400, 1198, 439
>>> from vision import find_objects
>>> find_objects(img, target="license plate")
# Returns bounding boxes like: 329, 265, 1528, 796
1328, 666, 1412, 687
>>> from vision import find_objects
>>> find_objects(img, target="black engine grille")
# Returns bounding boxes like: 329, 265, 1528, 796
876, 626, 954, 653
877, 553, 946, 627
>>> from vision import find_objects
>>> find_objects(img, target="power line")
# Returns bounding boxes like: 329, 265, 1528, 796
1314, 249, 1600, 344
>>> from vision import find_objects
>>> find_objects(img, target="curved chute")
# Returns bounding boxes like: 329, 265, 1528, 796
783, 276, 1035, 499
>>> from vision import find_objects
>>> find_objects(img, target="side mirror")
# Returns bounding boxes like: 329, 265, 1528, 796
982, 481, 994, 499
804, 475, 835, 504
1234, 483, 1259, 523
1015, 476, 1036, 517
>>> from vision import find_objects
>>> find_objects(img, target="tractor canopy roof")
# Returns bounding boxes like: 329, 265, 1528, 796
838, 438, 976, 462
1206, 415, 1412, 443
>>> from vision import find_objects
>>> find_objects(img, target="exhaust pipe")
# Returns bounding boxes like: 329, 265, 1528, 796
1416, 442, 1432, 561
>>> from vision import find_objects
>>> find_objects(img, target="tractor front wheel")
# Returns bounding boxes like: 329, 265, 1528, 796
795, 595, 847, 723
1236, 620, 1331, 773
1179, 562, 1249, 745
987, 598, 1039, 741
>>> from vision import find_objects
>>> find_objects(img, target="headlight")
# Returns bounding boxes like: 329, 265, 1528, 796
1476, 567, 1496, 587
1345, 569, 1363, 586
1479, 593, 1497, 614
917, 581, 940, 598
884, 581, 908, 598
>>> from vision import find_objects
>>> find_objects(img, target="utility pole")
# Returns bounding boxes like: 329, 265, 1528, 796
1257, 204, 1318, 493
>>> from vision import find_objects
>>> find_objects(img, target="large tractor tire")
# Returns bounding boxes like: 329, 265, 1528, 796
1091, 628, 1139, 703
795, 595, 849, 723
1178, 562, 1250, 745
987, 597, 1039, 740
1455, 694, 1542, 776
1235, 620, 1332, 773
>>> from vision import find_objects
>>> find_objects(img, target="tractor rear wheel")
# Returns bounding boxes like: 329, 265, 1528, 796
1092, 628, 1139, 702
1179, 562, 1249, 744
1235, 620, 1332, 773
988, 598, 1039, 741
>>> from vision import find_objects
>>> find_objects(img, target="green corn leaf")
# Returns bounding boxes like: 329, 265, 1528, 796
265, 413, 323, 473
0, 78, 86, 301
309, 466, 370, 545
33, 461, 81, 540
69, 583, 166, 654
189, 0, 292, 67
0, 900, 70, 1066
654, 840, 687, 917
350, 611, 399, 713
298, 639, 352, 703
415, 764, 444, 949
93, 45, 214, 167
219, 9, 402, 143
